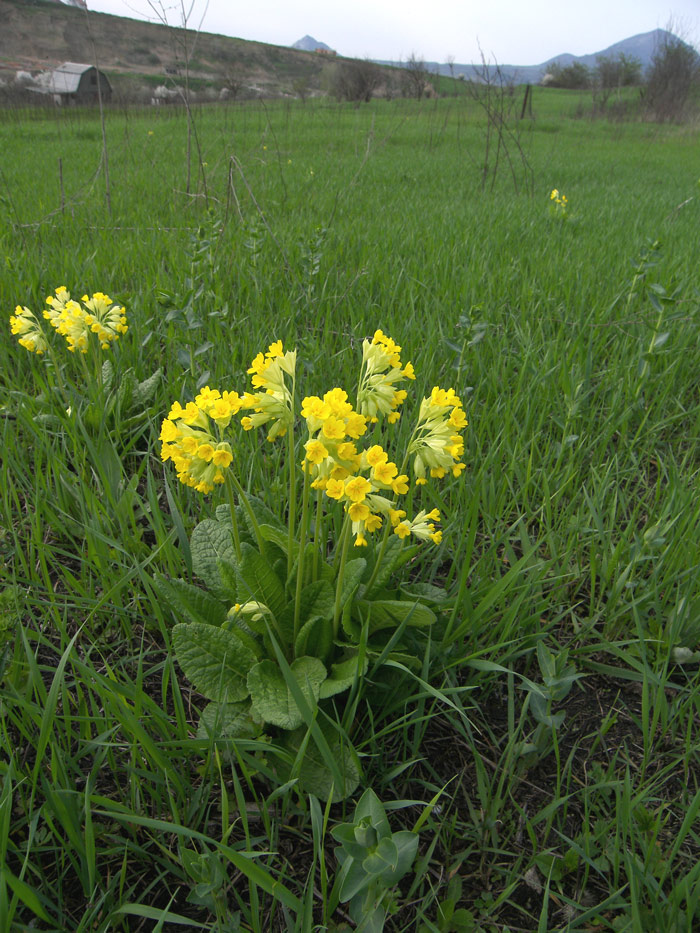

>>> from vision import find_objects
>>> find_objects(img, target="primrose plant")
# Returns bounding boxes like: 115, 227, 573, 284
329, 788, 420, 932
157, 331, 468, 798
9, 286, 160, 430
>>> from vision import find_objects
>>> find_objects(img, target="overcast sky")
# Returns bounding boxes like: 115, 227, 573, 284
82, 1, 699, 64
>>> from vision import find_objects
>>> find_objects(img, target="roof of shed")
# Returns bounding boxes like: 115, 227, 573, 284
47, 62, 96, 94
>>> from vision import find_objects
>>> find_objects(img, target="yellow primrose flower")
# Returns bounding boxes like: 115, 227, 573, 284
325, 478, 346, 499
305, 438, 329, 464
348, 502, 370, 523
344, 476, 372, 503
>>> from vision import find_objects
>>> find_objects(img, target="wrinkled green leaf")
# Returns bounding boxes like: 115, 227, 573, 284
283, 721, 360, 802
173, 622, 256, 702
294, 616, 333, 660
191, 520, 237, 600
236, 543, 286, 620
338, 558, 366, 610
134, 368, 162, 407
196, 700, 260, 740
355, 599, 436, 633
319, 653, 368, 699
247, 657, 326, 729
154, 575, 227, 627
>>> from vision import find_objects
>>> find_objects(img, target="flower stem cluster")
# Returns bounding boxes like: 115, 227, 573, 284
241, 340, 297, 441
409, 386, 468, 485
356, 329, 415, 423
160, 387, 242, 493
160, 334, 467, 551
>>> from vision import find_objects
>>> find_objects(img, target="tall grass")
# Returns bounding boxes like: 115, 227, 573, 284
1, 93, 699, 930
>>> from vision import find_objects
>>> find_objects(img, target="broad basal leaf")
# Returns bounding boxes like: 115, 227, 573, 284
196, 700, 261, 740
236, 543, 286, 621
154, 575, 227, 627
190, 520, 237, 600
319, 653, 368, 699
173, 622, 256, 702
247, 657, 326, 730
338, 558, 366, 612
294, 616, 333, 661
355, 599, 436, 633
283, 722, 361, 803
279, 579, 335, 649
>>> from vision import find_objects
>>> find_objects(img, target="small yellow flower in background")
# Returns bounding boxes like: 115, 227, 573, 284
550, 188, 568, 215
148, 130, 154, 136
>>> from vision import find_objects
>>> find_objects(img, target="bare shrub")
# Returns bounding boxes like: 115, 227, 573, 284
326, 60, 381, 103
645, 31, 700, 122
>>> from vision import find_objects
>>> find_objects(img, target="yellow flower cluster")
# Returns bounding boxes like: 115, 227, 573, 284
160, 335, 466, 552
394, 508, 442, 545
302, 388, 413, 544
43, 287, 128, 352
10, 286, 128, 356
10, 306, 47, 354
241, 340, 297, 441
409, 387, 467, 485
550, 188, 568, 212
159, 387, 242, 493
357, 329, 415, 424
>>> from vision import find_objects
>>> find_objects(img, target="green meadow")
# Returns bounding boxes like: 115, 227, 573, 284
1, 89, 700, 931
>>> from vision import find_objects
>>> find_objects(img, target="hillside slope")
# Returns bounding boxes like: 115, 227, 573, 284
0, 0, 331, 96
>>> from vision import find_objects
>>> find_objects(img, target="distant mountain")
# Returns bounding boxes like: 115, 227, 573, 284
377, 29, 687, 84
292, 35, 333, 53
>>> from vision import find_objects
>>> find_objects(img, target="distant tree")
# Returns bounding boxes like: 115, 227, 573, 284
292, 76, 310, 102
326, 59, 381, 103
546, 61, 591, 89
645, 31, 700, 122
593, 53, 642, 109
400, 53, 431, 99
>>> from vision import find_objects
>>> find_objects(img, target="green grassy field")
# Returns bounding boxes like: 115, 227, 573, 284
1, 89, 700, 931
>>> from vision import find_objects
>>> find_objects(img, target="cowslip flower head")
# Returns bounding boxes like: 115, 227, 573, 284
10, 306, 47, 354
160, 389, 237, 493
393, 508, 442, 545
41, 287, 128, 353
356, 329, 416, 422
409, 386, 468, 484
81, 292, 128, 348
241, 340, 297, 441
